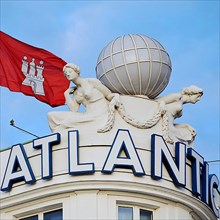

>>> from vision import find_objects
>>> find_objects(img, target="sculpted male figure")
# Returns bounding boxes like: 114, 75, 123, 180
156, 85, 203, 145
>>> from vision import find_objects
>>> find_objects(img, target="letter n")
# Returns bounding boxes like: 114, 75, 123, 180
151, 134, 186, 187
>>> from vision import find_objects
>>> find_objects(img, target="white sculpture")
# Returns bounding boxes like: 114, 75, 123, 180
156, 85, 203, 144
96, 34, 172, 98
48, 63, 114, 132
97, 94, 166, 133
48, 62, 203, 147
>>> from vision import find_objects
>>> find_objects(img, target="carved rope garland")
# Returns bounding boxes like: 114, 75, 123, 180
98, 95, 173, 144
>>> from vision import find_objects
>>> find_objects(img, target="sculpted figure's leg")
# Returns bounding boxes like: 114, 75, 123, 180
174, 123, 196, 143
48, 111, 96, 132
47, 112, 69, 132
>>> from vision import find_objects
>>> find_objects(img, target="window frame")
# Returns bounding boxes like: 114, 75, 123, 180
117, 203, 153, 220
19, 208, 63, 220
118, 205, 134, 220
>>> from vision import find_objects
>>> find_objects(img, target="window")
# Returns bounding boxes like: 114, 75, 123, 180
20, 216, 38, 220
118, 206, 133, 220
19, 209, 62, 220
118, 206, 152, 220
44, 209, 63, 220
140, 209, 152, 220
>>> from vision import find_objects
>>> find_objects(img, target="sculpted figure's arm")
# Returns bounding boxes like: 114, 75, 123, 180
64, 87, 80, 112
156, 93, 182, 104
89, 78, 115, 101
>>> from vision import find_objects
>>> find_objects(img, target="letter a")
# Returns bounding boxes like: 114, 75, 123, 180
102, 129, 145, 176
1, 144, 35, 191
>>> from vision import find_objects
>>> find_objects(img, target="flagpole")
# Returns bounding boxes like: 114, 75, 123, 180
207, 160, 220, 163
10, 119, 39, 138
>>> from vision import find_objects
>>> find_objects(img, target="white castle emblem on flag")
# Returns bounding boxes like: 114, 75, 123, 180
21, 56, 45, 96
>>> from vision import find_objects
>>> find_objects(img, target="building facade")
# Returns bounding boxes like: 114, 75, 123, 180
1, 96, 219, 220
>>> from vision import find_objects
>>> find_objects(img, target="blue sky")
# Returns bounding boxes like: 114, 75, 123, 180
0, 1, 219, 178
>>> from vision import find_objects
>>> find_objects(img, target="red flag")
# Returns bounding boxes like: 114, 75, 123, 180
0, 31, 70, 107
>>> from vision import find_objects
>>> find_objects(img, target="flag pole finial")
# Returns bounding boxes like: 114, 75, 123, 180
9, 119, 39, 138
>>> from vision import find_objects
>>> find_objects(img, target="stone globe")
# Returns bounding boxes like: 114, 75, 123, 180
96, 34, 172, 98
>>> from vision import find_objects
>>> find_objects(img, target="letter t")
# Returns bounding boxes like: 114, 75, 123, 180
33, 133, 60, 179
